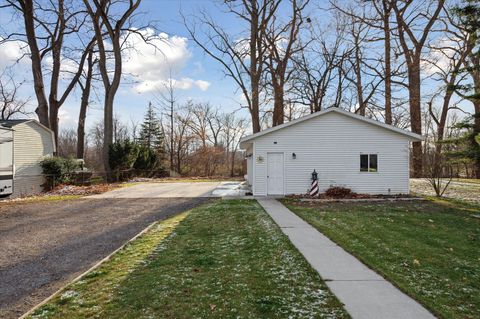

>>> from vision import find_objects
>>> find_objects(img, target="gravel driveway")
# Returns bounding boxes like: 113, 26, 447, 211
0, 192, 209, 318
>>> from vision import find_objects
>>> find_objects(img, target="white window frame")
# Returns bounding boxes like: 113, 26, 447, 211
360, 153, 378, 173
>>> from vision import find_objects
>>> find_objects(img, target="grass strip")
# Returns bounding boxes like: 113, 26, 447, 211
283, 198, 480, 319
30, 199, 349, 319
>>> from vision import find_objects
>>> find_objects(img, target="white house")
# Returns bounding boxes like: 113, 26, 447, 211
0, 119, 56, 197
240, 108, 423, 196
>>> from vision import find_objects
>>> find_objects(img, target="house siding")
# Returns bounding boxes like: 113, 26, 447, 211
245, 144, 253, 186
252, 112, 411, 196
12, 122, 55, 197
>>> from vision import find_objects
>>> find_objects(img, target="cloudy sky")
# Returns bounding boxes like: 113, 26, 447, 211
0, 0, 473, 133
0, 0, 250, 131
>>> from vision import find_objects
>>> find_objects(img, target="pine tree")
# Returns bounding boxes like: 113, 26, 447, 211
449, 0, 480, 177
138, 102, 164, 153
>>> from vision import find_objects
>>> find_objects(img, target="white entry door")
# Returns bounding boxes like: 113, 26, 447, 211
267, 153, 284, 195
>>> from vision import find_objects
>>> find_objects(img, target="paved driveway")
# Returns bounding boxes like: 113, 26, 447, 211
90, 181, 247, 198
90, 182, 221, 198
0, 182, 217, 318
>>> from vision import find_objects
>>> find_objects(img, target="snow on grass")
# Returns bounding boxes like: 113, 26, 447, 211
285, 198, 480, 319
29, 200, 349, 319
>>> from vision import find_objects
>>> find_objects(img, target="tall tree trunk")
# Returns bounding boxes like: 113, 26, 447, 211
176, 149, 182, 175
251, 84, 261, 132
77, 50, 94, 159
47, 0, 65, 151
434, 88, 455, 159
272, 82, 284, 126
408, 60, 423, 177
83, 0, 141, 174
103, 89, 114, 172
392, 0, 444, 178
49, 101, 59, 153
353, 34, 366, 116
473, 101, 480, 178
170, 102, 174, 172
249, 2, 261, 133
230, 150, 236, 177
383, 0, 392, 124
21, 0, 49, 127
77, 96, 88, 159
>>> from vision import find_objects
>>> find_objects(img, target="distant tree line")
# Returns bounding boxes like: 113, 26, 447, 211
57, 100, 248, 177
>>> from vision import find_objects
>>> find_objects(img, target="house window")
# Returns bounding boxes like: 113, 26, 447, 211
360, 154, 378, 172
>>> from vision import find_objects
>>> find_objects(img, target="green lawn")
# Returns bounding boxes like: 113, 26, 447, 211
29, 200, 349, 319
283, 198, 480, 319
453, 178, 480, 185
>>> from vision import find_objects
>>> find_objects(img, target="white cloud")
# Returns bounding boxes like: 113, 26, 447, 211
134, 77, 210, 93
194, 80, 211, 91
0, 38, 28, 69
422, 37, 461, 76
122, 28, 209, 93
58, 108, 77, 128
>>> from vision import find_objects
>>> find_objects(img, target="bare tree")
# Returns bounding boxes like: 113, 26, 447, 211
173, 108, 194, 174
222, 114, 248, 176
0, 72, 30, 120
423, 150, 452, 197
264, 0, 309, 126
77, 45, 97, 159
154, 73, 179, 172
331, 0, 399, 119
427, 13, 471, 163
373, 0, 394, 124
184, 0, 280, 133
2, 0, 94, 147
341, 12, 382, 116
392, 0, 445, 177
83, 0, 141, 173
291, 12, 347, 113
58, 128, 78, 158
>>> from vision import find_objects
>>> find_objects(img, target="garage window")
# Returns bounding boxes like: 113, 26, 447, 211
360, 154, 378, 172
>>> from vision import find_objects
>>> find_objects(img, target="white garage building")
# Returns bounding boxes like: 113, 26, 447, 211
240, 108, 423, 196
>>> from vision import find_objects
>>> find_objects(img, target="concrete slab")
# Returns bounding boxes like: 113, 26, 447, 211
89, 182, 221, 198
257, 198, 436, 319
327, 280, 435, 319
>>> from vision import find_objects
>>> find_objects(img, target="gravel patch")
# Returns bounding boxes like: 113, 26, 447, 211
0, 197, 207, 319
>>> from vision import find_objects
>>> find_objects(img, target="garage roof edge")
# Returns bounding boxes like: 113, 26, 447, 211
240, 108, 424, 146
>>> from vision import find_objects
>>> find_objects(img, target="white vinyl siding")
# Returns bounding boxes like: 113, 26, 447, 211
252, 112, 411, 196
12, 122, 55, 197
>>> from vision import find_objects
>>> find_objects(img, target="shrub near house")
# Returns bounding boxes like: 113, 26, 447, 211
40, 157, 80, 189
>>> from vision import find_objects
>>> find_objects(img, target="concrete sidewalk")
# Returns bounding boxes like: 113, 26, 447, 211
257, 198, 436, 319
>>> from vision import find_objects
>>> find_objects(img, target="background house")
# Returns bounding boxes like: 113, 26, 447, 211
0, 119, 55, 197
240, 108, 423, 196
0, 125, 14, 196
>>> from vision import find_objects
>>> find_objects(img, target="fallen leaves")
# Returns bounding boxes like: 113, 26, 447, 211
47, 184, 121, 196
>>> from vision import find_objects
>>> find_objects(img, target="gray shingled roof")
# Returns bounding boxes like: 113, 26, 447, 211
0, 119, 32, 128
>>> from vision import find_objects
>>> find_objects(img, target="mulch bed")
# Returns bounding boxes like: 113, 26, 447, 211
287, 193, 414, 199
286, 193, 421, 202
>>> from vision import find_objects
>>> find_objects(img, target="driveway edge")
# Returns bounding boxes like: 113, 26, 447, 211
19, 219, 160, 319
